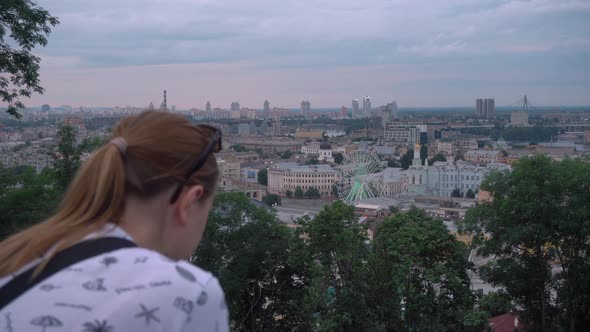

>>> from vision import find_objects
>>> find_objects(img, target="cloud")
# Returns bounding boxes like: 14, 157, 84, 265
18, 0, 590, 107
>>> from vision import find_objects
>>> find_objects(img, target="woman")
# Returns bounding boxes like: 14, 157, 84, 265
0, 111, 228, 331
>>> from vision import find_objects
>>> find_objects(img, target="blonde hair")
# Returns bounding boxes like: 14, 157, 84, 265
0, 110, 219, 278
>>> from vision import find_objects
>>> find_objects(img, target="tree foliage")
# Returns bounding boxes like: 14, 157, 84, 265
278, 150, 293, 159
465, 189, 475, 199
420, 144, 428, 164
51, 124, 81, 190
478, 291, 513, 318
294, 186, 304, 198
231, 144, 249, 152
400, 149, 413, 170
428, 152, 447, 166
191, 192, 307, 331
294, 201, 377, 331
304, 187, 320, 198
371, 208, 476, 331
333, 152, 344, 164
451, 188, 462, 198
0, 166, 60, 240
1, 0, 59, 118
461, 155, 590, 331
257, 168, 267, 186
262, 193, 280, 206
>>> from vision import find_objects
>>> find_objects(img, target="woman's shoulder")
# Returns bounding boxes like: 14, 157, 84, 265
88, 248, 229, 331
105, 247, 217, 289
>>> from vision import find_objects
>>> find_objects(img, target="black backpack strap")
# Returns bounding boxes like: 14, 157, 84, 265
0, 237, 136, 311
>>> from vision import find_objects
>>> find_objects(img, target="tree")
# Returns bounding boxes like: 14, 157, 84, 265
331, 184, 338, 197
305, 157, 319, 165
420, 144, 428, 164
279, 150, 293, 159
400, 149, 413, 170
0, 166, 61, 240
1, 0, 60, 118
191, 192, 306, 330
294, 201, 377, 331
461, 155, 590, 331
294, 186, 304, 198
371, 208, 476, 330
231, 144, 249, 152
428, 153, 447, 166
451, 188, 462, 198
454, 151, 465, 162
304, 187, 320, 199
257, 168, 268, 186
333, 152, 344, 164
387, 159, 400, 168
285, 190, 293, 198
465, 188, 475, 199
51, 124, 81, 190
478, 291, 513, 318
262, 193, 280, 206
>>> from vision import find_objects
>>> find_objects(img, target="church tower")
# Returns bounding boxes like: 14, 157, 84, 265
412, 143, 423, 166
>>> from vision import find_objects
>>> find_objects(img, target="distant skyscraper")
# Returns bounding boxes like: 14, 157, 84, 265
273, 112, 282, 136
476, 98, 484, 117
300, 100, 311, 120
206, 101, 211, 113
362, 96, 371, 117
231, 102, 240, 112
476, 98, 495, 119
264, 100, 270, 116
386, 101, 398, 119
484, 98, 495, 119
352, 99, 359, 117
41, 104, 50, 112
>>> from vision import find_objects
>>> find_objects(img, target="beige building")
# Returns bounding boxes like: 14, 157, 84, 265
464, 150, 502, 164
268, 162, 339, 197
217, 158, 241, 187
435, 139, 455, 156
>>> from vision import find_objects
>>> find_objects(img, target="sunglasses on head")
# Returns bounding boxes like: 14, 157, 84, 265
169, 124, 222, 204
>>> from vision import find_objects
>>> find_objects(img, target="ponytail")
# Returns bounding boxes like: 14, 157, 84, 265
0, 142, 126, 278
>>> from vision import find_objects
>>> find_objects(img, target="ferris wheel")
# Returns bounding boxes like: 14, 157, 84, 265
338, 150, 383, 203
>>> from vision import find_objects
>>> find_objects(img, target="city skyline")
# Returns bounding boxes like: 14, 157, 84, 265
13, 0, 590, 108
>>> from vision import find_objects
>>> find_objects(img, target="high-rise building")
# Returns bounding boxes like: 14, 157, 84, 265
41, 104, 50, 112
476, 98, 484, 117
206, 101, 211, 113
273, 112, 281, 136
362, 96, 371, 117
386, 101, 398, 119
264, 100, 270, 118
484, 98, 495, 119
300, 100, 311, 120
352, 99, 359, 117
231, 102, 240, 112
476, 98, 495, 119
381, 101, 398, 128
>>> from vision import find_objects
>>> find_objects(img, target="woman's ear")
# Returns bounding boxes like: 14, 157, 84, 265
175, 185, 205, 226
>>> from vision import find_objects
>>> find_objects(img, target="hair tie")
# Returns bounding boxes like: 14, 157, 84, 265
110, 137, 127, 156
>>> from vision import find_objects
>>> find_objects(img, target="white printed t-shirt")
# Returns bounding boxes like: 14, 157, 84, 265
0, 224, 229, 332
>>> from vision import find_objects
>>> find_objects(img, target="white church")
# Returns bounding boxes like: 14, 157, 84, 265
405, 144, 510, 197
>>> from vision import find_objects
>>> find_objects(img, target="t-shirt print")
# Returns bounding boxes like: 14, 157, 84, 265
0, 226, 229, 332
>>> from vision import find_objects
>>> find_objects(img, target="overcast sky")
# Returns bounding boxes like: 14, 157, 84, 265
23, 0, 590, 109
